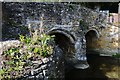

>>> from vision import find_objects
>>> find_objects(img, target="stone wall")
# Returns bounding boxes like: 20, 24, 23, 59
1, 3, 119, 79
0, 40, 65, 79
2, 2, 105, 40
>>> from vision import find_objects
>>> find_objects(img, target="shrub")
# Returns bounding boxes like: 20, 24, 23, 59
0, 32, 55, 79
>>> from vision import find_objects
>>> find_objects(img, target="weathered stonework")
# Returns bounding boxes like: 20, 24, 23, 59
0, 40, 65, 79
1, 2, 119, 79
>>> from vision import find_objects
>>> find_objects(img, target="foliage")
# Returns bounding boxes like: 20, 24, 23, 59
112, 53, 120, 58
79, 20, 88, 30
0, 32, 55, 79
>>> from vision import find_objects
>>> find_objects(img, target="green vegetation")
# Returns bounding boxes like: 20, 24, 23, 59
79, 20, 88, 30
112, 53, 120, 58
0, 32, 55, 79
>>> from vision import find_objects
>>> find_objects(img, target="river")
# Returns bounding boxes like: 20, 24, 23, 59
65, 54, 120, 80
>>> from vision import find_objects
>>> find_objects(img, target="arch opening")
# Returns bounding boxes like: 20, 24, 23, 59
85, 30, 99, 54
85, 30, 100, 70
48, 31, 75, 56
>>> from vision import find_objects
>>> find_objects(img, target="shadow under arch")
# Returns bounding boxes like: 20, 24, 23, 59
47, 29, 76, 55
85, 29, 100, 54
85, 29, 100, 38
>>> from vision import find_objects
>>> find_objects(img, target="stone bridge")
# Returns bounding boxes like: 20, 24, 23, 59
2, 2, 119, 70
22, 3, 104, 69
1, 2, 120, 79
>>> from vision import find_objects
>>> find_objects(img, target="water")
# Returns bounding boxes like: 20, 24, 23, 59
65, 54, 119, 80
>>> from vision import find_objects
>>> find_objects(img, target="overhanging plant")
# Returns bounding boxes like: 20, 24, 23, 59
0, 30, 55, 79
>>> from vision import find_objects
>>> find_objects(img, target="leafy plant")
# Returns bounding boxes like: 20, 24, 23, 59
0, 32, 55, 79
19, 35, 25, 42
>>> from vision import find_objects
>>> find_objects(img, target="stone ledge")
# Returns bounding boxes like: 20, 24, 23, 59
0, 40, 20, 54
87, 49, 119, 56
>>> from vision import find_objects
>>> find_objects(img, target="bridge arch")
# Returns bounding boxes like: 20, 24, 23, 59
47, 28, 76, 55
85, 29, 100, 54
85, 29, 100, 38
